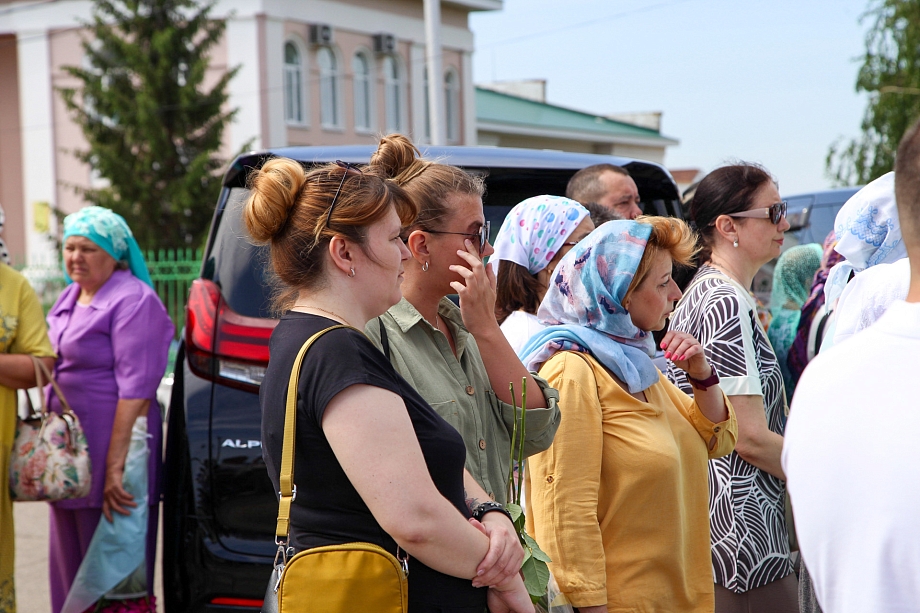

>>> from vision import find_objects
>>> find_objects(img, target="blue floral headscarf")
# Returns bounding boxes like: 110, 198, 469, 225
62, 206, 153, 287
824, 172, 904, 306
518, 220, 660, 393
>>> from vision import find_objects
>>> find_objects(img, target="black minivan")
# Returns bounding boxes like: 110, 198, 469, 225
162, 145, 680, 612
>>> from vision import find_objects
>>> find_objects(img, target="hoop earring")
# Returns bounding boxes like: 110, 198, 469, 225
421, 261, 429, 272
348, 267, 356, 277
733, 239, 739, 248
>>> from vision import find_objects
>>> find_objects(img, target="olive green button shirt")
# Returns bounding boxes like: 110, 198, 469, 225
365, 297, 561, 505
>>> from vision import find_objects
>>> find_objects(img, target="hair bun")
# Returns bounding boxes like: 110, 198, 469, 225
244, 157, 307, 242
370, 133, 426, 184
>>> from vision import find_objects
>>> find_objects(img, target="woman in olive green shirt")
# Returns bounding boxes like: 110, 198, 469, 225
364, 134, 561, 506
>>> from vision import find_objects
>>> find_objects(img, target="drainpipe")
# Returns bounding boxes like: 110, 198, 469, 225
423, 0, 445, 145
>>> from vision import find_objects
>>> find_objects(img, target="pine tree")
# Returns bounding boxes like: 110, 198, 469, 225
827, 0, 920, 186
59, 0, 239, 250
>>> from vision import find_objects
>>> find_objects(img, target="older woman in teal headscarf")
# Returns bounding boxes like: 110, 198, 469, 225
767, 243, 823, 400
46, 206, 173, 613
520, 218, 737, 613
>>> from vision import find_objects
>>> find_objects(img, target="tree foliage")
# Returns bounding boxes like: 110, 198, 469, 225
59, 0, 239, 250
827, 0, 920, 186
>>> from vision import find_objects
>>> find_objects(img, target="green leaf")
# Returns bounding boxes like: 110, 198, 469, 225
522, 532, 552, 563
521, 556, 550, 598
506, 503, 523, 523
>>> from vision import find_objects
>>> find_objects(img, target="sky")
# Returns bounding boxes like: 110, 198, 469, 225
469, 0, 874, 195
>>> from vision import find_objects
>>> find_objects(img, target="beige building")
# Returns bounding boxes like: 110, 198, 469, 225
0, 0, 497, 264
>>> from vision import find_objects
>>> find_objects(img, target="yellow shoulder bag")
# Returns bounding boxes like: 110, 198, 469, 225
262, 325, 409, 613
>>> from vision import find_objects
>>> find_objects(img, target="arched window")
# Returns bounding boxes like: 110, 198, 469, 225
382, 55, 402, 133
317, 46, 339, 127
284, 41, 305, 125
445, 69, 460, 143
352, 51, 372, 131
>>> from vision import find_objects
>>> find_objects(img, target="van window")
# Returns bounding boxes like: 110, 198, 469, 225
207, 187, 275, 318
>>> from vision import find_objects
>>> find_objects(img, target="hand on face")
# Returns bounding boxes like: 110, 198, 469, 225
660, 330, 711, 380
450, 239, 499, 338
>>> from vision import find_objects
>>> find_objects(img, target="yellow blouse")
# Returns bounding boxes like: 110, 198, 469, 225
526, 351, 737, 612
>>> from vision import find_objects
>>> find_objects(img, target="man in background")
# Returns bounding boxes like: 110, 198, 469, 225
782, 116, 920, 613
565, 164, 642, 219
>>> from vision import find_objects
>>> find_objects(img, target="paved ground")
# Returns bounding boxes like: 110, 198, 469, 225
13, 501, 164, 612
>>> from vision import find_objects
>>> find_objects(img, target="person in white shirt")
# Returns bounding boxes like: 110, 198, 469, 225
782, 117, 920, 613
492, 195, 594, 355
820, 172, 906, 350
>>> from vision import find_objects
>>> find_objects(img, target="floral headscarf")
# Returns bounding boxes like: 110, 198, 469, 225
490, 195, 589, 274
0, 203, 9, 265
518, 220, 660, 393
62, 206, 152, 287
824, 172, 904, 306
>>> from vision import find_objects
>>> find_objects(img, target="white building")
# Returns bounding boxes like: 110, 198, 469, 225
0, 0, 497, 264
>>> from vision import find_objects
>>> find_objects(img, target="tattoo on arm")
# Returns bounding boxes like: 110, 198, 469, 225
464, 489, 481, 514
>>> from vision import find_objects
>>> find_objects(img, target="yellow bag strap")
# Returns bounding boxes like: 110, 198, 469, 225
275, 324, 359, 542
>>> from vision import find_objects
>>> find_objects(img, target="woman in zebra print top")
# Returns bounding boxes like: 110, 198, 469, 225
668, 163, 798, 613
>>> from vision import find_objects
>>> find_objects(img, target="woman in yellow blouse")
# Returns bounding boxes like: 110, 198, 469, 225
0, 252, 56, 610
520, 217, 738, 613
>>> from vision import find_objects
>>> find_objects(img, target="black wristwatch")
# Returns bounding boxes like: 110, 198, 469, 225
686, 362, 720, 391
471, 501, 514, 524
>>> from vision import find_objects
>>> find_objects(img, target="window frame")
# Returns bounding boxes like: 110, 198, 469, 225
382, 54, 405, 134
444, 67, 461, 144
283, 39, 308, 126
317, 45, 342, 130
352, 49, 374, 133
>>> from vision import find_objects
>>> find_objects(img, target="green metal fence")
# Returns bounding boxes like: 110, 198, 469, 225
145, 248, 201, 339
16, 249, 201, 340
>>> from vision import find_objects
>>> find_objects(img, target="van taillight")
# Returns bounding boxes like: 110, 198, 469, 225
185, 279, 278, 391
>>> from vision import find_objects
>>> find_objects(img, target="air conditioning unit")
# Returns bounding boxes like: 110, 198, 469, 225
309, 23, 333, 45
373, 33, 396, 54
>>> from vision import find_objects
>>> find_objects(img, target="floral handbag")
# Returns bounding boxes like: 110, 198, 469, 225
9, 356, 91, 501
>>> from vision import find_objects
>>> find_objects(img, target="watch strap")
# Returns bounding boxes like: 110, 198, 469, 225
686, 361, 720, 391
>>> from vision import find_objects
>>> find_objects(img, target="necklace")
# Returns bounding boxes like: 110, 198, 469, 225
294, 303, 349, 324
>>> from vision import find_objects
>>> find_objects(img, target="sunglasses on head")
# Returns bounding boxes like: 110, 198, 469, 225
323, 160, 364, 229
728, 200, 787, 225
425, 220, 492, 255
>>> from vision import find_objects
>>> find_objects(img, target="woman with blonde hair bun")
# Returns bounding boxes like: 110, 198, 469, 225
248, 156, 533, 613
364, 134, 561, 512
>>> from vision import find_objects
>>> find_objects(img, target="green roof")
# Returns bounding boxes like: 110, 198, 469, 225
475, 87, 677, 144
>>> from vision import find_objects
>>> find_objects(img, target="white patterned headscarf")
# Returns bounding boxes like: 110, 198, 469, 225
824, 172, 905, 306
490, 195, 589, 274
0, 204, 9, 265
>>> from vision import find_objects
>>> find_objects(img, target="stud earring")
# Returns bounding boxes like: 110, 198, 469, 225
733, 239, 739, 248
421, 261, 429, 272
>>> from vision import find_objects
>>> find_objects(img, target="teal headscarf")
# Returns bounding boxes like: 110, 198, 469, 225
62, 206, 152, 287
768, 243, 823, 400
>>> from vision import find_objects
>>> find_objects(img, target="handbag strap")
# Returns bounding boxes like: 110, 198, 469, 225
276, 324, 358, 542
28, 356, 73, 416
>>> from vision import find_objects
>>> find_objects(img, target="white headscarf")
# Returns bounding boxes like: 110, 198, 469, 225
824, 172, 905, 306
489, 195, 589, 275
0, 203, 10, 265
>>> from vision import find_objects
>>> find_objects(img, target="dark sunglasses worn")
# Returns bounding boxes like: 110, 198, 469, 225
425, 220, 492, 255
728, 200, 787, 225
323, 160, 364, 229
